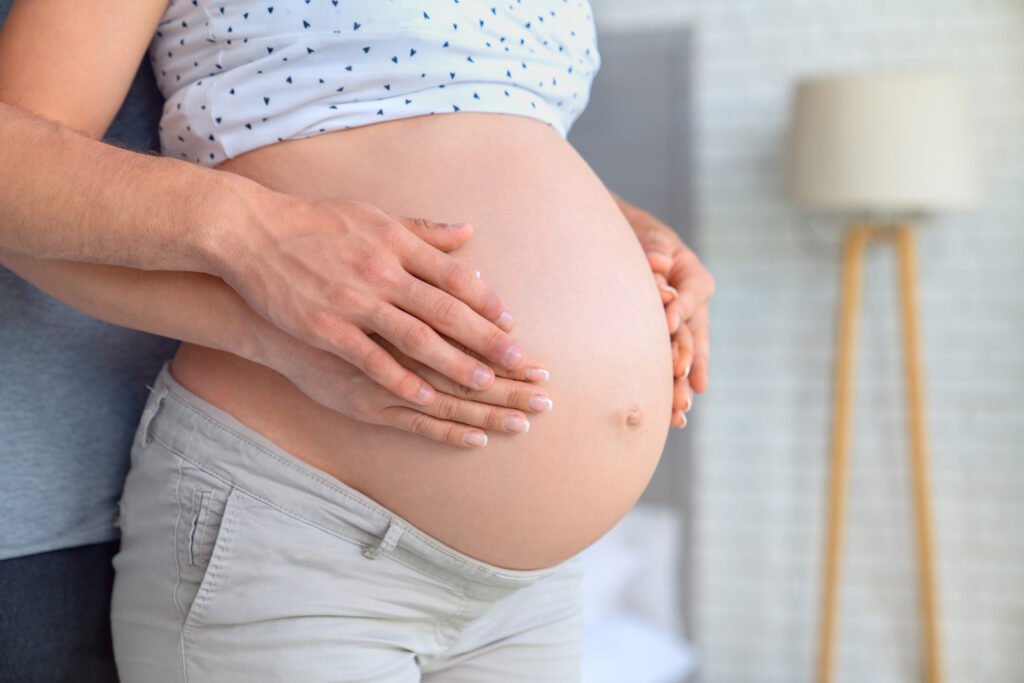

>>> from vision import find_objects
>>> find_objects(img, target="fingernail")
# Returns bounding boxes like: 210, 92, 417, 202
464, 431, 488, 447
496, 311, 514, 331
659, 284, 678, 295
649, 251, 670, 261
670, 312, 681, 333
680, 412, 688, 428
474, 269, 482, 278
524, 367, 550, 382
684, 364, 691, 379
684, 396, 692, 412
416, 385, 434, 404
472, 366, 492, 389
504, 416, 530, 433
503, 343, 524, 368
528, 395, 553, 412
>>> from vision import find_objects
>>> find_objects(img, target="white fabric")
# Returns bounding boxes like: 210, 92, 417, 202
149, 0, 601, 166
579, 504, 696, 683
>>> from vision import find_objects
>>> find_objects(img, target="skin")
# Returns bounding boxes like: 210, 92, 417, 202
0, 0, 714, 447
0, 1, 559, 447
173, 113, 678, 567
0, 0, 540, 418
614, 195, 715, 427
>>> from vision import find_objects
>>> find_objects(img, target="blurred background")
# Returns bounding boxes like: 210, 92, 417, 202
568, 1, 1024, 682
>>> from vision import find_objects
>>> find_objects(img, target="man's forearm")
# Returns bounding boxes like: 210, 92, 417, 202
0, 250, 282, 368
0, 100, 264, 273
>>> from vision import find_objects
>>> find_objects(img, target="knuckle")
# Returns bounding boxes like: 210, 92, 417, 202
408, 411, 433, 436
360, 345, 392, 376
401, 321, 435, 352
358, 257, 398, 288
477, 288, 503, 320
439, 422, 461, 446
431, 295, 459, 327
406, 216, 431, 231
434, 396, 461, 421
394, 371, 422, 400
483, 327, 508, 359
483, 408, 507, 431
503, 383, 525, 408
311, 312, 353, 347
451, 378, 476, 399
378, 218, 404, 243
443, 260, 474, 292
367, 304, 391, 332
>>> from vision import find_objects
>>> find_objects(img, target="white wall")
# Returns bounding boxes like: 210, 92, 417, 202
589, 1, 1024, 682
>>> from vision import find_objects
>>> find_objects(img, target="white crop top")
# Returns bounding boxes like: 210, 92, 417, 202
148, 0, 601, 166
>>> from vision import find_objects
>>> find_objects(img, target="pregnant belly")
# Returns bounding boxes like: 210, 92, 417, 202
171, 113, 674, 569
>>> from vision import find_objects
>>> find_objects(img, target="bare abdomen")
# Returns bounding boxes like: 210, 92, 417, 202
171, 113, 673, 569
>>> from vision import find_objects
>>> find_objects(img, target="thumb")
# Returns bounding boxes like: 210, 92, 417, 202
394, 216, 474, 252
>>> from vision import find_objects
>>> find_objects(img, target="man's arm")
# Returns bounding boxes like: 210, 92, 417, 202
0, 0, 225, 269
1, 252, 547, 447
0, 99, 251, 273
0, 0, 542, 406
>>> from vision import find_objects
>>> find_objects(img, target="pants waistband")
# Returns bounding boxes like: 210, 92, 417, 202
143, 363, 565, 596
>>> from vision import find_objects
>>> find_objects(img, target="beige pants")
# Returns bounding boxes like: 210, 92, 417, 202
111, 364, 583, 682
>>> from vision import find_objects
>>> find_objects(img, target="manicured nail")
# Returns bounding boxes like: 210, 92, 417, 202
416, 385, 434, 404
683, 396, 692, 412
496, 311, 514, 331
472, 366, 493, 389
659, 284, 678, 295
684, 363, 691, 379
504, 416, 530, 433
474, 269, 482, 278
524, 367, 550, 382
503, 342, 524, 368
465, 431, 488, 447
528, 395, 553, 412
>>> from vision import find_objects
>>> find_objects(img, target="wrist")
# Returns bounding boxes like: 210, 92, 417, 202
189, 170, 281, 281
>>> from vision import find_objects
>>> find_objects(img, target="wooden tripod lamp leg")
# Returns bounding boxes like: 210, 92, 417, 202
817, 225, 872, 683
894, 224, 943, 683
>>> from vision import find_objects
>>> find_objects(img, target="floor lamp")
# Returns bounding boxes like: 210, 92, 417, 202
786, 73, 980, 683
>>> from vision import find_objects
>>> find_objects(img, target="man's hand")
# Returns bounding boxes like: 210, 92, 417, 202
613, 194, 715, 429
213, 191, 545, 409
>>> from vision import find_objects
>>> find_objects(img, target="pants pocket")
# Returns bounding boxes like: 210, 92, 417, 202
173, 462, 238, 628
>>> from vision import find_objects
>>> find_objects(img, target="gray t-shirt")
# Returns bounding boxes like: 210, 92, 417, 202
0, 0, 180, 559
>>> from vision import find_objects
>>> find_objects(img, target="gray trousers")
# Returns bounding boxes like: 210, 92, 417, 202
111, 365, 583, 682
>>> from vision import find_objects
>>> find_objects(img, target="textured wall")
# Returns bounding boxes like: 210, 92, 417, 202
590, 1, 1024, 682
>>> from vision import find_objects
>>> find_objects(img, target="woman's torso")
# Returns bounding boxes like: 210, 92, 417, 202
171, 113, 674, 570
154, 0, 673, 570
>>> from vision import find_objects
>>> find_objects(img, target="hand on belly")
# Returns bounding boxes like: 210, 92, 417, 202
181, 113, 675, 569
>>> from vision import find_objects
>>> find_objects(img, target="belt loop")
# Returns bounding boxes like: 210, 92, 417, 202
141, 386, 169, 447
362, 518, 406, 560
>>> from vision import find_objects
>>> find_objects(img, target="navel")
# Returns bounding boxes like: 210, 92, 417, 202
615, 403, 646, 430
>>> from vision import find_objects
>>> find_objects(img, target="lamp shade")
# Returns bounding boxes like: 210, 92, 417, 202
787, 72, 980, 213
